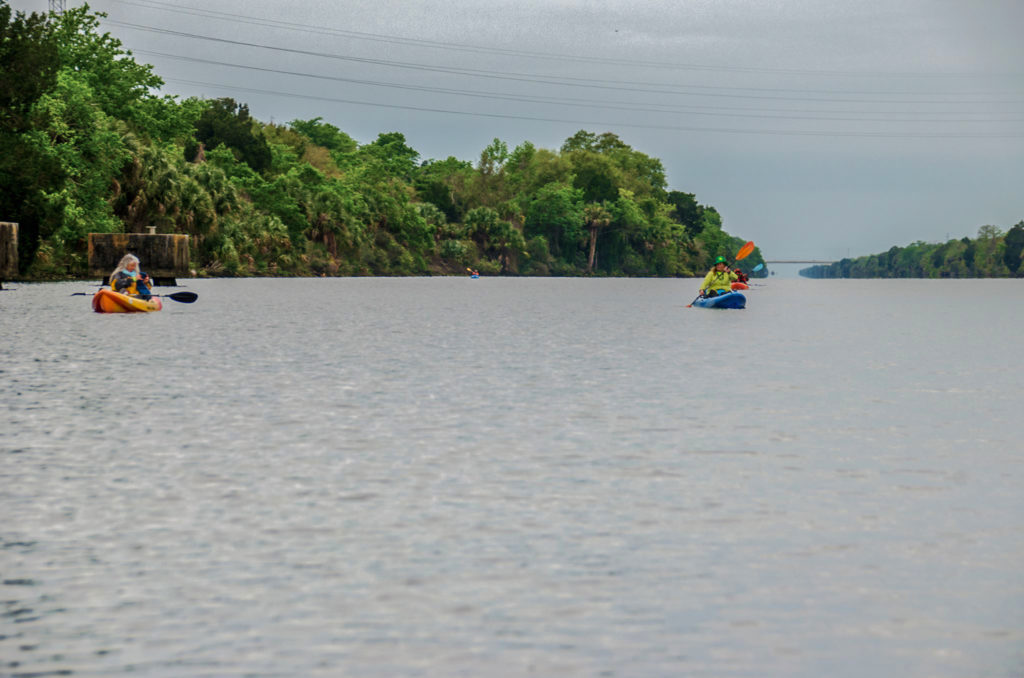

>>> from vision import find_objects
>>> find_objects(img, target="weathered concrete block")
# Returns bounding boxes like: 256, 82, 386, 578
89, 233, 190, 283
1, 222, 17, 280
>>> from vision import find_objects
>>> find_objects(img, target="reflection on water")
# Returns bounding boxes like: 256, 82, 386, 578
2, 278, 1023, 677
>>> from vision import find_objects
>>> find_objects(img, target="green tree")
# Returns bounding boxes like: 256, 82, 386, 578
288, 116, 357, 154
414, 156, 473, 223
524, 183, 584, 263
488, 219, 526, 273
561, 130, 666, 201
467, 138, 511, 208
561, 130, 628, 154
666, 190, 703, 237
959, 238, 975, 276
1003, 222, 1024, 276
0, 3, 57, 132
112, 139, 195, 233
463, 206, 525, 273
23, 70, 130, 274
478, 138, 509, 175
974, 225, 1005, 276
0, 2, 60, 271
463, 206, 501, 248
363, 131, 419, 180
189, 98, 272, 172
583, 203, 612, 273
503, 140, 535, 196
569, 151, 620, 204
506, 145, 573, 197
49, 6, 192, 140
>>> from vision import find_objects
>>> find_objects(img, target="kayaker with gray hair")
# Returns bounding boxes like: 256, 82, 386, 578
109, 254, 153, 300
699, 256, 738, 298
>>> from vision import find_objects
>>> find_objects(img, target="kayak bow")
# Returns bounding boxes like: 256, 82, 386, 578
692, 291, 746, 309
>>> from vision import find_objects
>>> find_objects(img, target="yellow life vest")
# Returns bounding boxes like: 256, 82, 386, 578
111, 273, 139, 296
701, 269, 737, 292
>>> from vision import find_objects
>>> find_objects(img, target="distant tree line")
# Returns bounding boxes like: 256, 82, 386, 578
1, 3, 765, 279
801, 223, 1024, 278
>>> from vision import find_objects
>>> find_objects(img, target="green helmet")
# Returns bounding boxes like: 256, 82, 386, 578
714, 256, 728, 265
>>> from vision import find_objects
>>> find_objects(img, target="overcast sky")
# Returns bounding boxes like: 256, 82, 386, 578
12, 0, 1024, 261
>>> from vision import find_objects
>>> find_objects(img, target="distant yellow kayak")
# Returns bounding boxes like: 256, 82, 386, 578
92, 288, 163, 313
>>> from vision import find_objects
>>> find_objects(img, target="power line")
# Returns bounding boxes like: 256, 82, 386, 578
105, 20, 1024, 106
107, 0, 1024, 80
163, 77, 1024, 139
139, 50, 1024, 124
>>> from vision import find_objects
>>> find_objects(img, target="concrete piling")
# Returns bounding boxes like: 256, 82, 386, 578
0, 222, 17, 289
89, 233, 190, 285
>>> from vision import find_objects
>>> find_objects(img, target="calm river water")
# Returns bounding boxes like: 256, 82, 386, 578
2, 277, 1022, 677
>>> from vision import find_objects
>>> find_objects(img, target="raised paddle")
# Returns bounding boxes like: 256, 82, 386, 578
72, 291, 198, 303
735, 241, 755, 261
752, 262, 764, 272
687, 242, 754, 307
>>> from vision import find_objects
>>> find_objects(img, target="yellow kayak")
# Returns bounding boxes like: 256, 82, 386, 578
92, 288, 163, 313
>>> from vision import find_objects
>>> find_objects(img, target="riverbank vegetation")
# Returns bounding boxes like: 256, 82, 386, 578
801, 223, 1024, 278
1, 4, 765, 280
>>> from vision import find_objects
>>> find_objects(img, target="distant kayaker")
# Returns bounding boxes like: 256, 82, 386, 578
109, 254, 153, 300
733, 267, 749, 283
699, 256, 738, 297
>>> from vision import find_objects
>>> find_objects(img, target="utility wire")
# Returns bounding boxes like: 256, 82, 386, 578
106, 0, 1024, 80
140, 50, 1024, 124
105, 20, 1024, 106
164, 77, 1024, 139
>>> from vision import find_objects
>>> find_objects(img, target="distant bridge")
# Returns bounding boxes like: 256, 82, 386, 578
764, 260, 836, 265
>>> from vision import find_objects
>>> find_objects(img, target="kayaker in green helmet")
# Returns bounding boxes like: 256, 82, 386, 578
699, 255, 738, 297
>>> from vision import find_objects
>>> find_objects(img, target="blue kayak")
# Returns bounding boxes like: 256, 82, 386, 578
692, 291, 746, 309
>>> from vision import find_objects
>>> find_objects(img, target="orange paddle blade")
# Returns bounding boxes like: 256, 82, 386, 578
735, 241, 755, 260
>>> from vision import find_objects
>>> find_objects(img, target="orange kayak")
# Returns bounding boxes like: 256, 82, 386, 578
92, 288, 163, 313
731, 281, 749, 290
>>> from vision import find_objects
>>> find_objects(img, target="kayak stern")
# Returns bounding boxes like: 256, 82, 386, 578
92, 288, 163, 313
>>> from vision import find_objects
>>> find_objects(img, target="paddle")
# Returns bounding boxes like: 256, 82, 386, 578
72, 290, 198, 303
735, 241, 755, 261
752, 262, 764, 272
687, 241, 755, 307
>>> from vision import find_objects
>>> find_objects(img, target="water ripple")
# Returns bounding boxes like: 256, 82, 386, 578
2, 278, 1022, 677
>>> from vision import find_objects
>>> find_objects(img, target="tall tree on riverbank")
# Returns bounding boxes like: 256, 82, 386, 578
0, 3, 59, 271
188, 98, 272, 172
584, 203, 612, 273
1003, 223, 1024, 275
